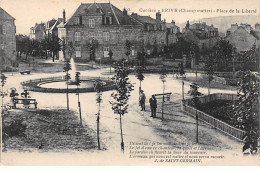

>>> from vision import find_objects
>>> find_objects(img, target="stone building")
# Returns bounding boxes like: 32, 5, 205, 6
181, 21, 219, 50
0, 7, 16, 71
46, 18, 63, 37
166, 20, 180, 45
57, 3, 169, 61
30, 23, 45, 40
225, 23, 259, 52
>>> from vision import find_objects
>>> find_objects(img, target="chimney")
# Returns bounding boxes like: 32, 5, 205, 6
156, 11, 161, 21
123, 8, 127, 16
63, 9, 66, 24
171, 20, 175, 24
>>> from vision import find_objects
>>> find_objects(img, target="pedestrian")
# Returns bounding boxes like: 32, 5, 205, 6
139, 90, 146, 111
149, 95, 157, 118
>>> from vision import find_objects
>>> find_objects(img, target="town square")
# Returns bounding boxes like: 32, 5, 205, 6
0, 0, 259, 166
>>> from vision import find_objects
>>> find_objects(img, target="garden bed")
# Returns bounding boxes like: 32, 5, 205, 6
188, 99, 259, 130
2, 109, 97, 152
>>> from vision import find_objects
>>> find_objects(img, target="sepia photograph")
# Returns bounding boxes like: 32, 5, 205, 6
0, 0, 259, 166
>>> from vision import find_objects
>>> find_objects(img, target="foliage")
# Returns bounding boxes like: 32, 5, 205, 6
213, 39, 233, 71
135, 66, 145, 82
63, 60, 72, 81
125, 40, 132, 59
160, 66, 167, 83
110, 59, 134, 152
1, 73, 7, 87
94, 80, 104, 104
75, 72, 81, 86
234, 71, 260, 131
136, 48, 146, 67
86, 39, 99, 61
204, 54, 215, 82
110, 59, 134, 116
3, 118, 27, 138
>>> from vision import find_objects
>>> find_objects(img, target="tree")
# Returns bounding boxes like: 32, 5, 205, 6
75, 72, 82, 125
204, 54, 215, 95
63, 60, 71, 110
159, 66, 167, 119
136, 48, 146, 67
49, 34, 61, 62
1, 73, 7, 156
108, 50, 113, 73
94, 80, 104, 150
86, 39, 99, 61
234, 71, 259, 132
214, 39, 233, 71
125, 40, 131, 61
41, 36, 51, 59
110, 59, 134, 152
135, 66, 145, 93
152, 40, 158, 57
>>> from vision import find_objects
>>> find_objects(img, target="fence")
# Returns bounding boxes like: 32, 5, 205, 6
182, 93, 245, 141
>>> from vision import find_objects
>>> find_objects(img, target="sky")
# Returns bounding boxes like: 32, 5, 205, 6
1, 0, 260, 35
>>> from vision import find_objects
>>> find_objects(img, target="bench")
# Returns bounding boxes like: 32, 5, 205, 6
154, 92, 172, 102
20, 70, 31, 75
13, 98, 37, 109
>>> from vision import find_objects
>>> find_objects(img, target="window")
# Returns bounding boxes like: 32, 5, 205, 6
103, 32, 109, 41
105, 16, 112, 25
75, 17, 80, 25
75, 16, 82, 25
75, 47, 81, 57
89, 32, 95, 39
1, 41, 6, 50
89, 19, 95, 28
75, 32, 81, 41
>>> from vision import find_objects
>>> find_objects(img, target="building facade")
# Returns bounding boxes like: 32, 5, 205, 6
30, 23, 45, 40
0, 7, 16, 70
182, 21, 219, 50
225, 23, 259, 52
57, 3, 171, 61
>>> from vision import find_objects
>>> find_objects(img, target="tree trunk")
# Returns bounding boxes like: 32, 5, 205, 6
162, 82, 164, 120
66, 75, 69, 111
52, 52, 55, 62
196, 109, 199, 143
97, 102, 100, 150
119, 113, 124, 153
208, 79, 210, 95
78, 88, 82, 125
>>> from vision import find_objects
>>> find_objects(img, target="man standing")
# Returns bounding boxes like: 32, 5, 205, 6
149, 95, 157, 118
139, 90, 146, 111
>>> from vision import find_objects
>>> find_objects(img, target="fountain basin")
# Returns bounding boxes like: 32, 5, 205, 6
21, 76, 115, 93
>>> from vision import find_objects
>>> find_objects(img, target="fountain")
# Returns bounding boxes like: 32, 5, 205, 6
69, 57, 76, 82
21, 57, 115, 93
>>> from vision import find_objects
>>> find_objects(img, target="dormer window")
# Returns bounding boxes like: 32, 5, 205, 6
76, 16, 82, 25
105, 16, 112, 25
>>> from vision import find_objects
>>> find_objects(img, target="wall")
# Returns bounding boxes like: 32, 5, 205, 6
0, 17, 16, 70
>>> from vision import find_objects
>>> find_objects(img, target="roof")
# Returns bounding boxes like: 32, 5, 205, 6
250, 30, 260, 40
0, 7, 15, 20
64, 3, 140, 26
166, 22, 179, 29
130, 14, 164, 24
190, 22, 217, 31
50, 18, 63, 31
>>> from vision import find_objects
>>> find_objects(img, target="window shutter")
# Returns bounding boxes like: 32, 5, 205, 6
0, 25, 2, 34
